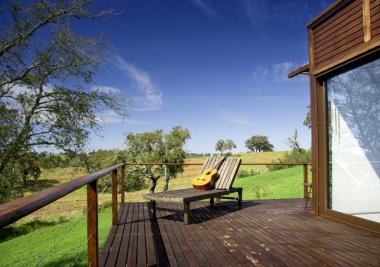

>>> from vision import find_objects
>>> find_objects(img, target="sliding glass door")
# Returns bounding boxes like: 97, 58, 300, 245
326, 58, 380, 223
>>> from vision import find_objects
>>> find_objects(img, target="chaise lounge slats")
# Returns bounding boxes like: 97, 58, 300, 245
143, 157, 243, 224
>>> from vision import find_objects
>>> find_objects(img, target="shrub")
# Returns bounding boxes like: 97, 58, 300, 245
237, 169, 259, 179
269, 149, 311, 171
252, 181, 270, 199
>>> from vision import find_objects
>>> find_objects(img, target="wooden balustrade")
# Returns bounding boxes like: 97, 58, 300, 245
0, 161, 310, 267
0, 163, 126, 267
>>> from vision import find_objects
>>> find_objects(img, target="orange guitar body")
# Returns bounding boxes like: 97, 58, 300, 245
192, 168, 220, 190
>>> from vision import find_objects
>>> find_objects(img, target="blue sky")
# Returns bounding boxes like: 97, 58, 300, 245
82, 0, 335, 153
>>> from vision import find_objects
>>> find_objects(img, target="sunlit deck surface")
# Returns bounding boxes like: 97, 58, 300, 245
101, 199, 380, 266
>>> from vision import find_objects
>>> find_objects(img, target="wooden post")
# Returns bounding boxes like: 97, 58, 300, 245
120, 165, 125, 205
238, 188, 242, 209
363, 0, 372, 43
184, 202, 190, 225
303, 164, 308, 199
112, 169, 118, 225
87, 180, 98, 267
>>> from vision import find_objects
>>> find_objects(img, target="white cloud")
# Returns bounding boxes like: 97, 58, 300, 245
252, 66, 269, 80
112, 55, 163, 111
273, 62, 296, 81
219, 110, 255, 127
252, 62, 297, 82
97, 110, 149, 125
91, 85, 122, 96
192, 0, 218, 18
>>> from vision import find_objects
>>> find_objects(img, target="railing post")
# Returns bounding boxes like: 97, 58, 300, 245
112, 169, 118, 225
87, 180, 98, 267
303, 164, 308, 199
120, 165, 125, 205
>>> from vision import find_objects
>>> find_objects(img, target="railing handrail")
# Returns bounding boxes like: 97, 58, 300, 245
126, 162, 311, 166
0, 163, 125, 228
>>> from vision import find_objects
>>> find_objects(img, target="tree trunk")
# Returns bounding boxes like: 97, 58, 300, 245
162, 165, 169, 192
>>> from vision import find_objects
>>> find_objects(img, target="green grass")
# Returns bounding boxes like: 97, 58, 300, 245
0, 208, 112, 267
234, 165, 311, 200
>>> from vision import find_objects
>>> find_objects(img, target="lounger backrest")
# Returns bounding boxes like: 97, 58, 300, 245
200, 157, 242, 190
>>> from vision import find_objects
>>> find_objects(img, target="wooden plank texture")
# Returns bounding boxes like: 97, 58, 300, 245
312, 0, 365, 70
100, 200, 380, 267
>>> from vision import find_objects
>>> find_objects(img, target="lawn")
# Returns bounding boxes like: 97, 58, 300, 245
0, 208, 112, 267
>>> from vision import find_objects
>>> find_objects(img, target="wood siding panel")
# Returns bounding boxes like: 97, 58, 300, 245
372, 0, 380, 39
314, 1, 362, 44
312, 0, 365, 71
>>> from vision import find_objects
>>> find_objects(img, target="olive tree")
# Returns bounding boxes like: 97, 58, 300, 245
245, 135, 274, 153
215, 139, 236, 156
124, 126, 191, 192
0, 0, 126, 202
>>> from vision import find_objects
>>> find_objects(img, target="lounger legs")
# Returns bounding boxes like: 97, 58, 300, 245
238, 189, 242, 209
184, 202, 190, 225
150, 200, 156, 218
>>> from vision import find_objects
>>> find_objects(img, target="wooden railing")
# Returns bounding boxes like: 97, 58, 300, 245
0, 161, 310, 267
0, 163, 126, 267
126, 162, 311, 199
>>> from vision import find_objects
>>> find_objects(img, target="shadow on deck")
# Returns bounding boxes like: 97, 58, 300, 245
100, 199, 380, 266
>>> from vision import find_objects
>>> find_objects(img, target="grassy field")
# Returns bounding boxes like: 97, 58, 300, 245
0, 208, 113, 267
0, 152, 311, 266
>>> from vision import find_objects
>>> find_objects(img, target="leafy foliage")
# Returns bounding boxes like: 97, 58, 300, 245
0, 0, 126, 202
304, 105, 311, 129
215, 139, 236, 156
245, 135, 274, 152
270, 129, 311, 171
123, 126, 191, 192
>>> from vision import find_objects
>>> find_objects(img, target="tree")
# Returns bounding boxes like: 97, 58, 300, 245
304, 105, 311, 129
124, 126, 191, 192
215, 139, 236, 156
286, 129, 304, 153
270, 129, 311, 171
0, 0, 126, 202
245, 135, 274, 153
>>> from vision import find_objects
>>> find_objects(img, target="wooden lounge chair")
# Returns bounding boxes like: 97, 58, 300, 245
144, 157, 242, 224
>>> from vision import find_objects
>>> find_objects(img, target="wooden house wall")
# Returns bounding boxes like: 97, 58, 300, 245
313, 0, 363, 70
372, 0, 380, 37
309, 0, 380, 75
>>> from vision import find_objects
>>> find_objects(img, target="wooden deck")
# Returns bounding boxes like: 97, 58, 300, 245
100, 199, 380, 266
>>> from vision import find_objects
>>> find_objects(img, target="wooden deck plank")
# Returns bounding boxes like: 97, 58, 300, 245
104, 204, 129, 267
167, 203, 201, 267
126, 202, 139, 266
143, 202, 157, 266
101, 199, 380, 267
115, 202, 133, 267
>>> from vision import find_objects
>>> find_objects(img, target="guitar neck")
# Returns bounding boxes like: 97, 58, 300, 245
211, 157, 226, 171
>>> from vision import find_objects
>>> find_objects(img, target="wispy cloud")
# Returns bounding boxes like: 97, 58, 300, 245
91, 85, 122, 96
97, 110, 151, 125
219, 110, 255, 127
252, 62, 297, 82
112, 55, 163, 111
191, 0, 218, 18
273, 62, 296, 81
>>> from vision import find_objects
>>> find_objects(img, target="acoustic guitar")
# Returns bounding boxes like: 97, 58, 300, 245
192, 157, 226, 190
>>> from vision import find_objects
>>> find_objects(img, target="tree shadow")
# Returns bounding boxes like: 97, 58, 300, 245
158, 201, 258, 224
0, 217, 69, 243
23, 179, 61, 193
